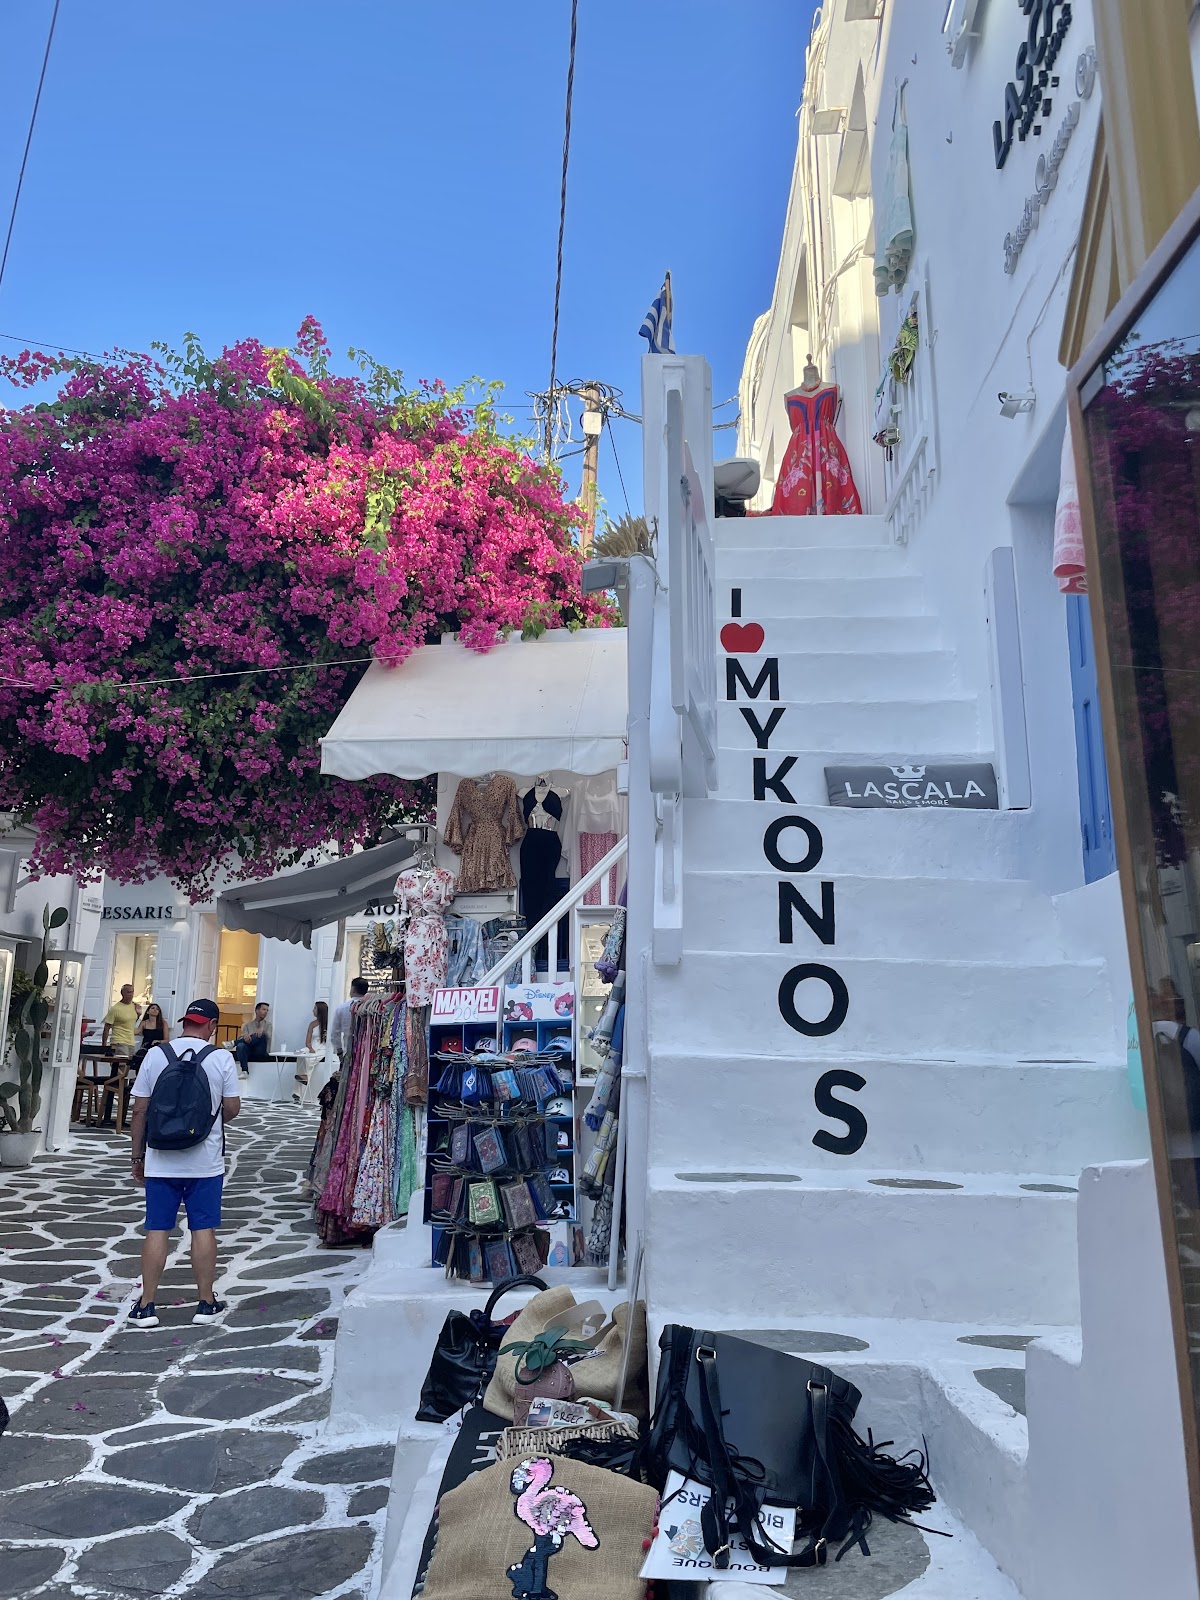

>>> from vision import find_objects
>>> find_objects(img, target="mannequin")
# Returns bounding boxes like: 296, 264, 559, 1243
393, 858, 458, 1106
770, 353, 862, 517
517, 776, 570, 969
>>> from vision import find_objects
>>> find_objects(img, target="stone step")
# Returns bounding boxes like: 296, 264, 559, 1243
716, 543, 913, 579
651, 951, 1114, 1060
641, 1308, 1032, 1597
647, 1050, 1142, 1173
682, 870, 1064, 959
682, 797, 1040, 880
717, 646, 959, 700
715, 747, 991, 803
717, 573, 927, 618
716, 612, 943, 652
717, 696, 980, 756
646, 1167, 1081, 1324
714, 512, 891, 549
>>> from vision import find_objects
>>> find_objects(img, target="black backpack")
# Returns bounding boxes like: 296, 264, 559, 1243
145, 1042, 221, 1151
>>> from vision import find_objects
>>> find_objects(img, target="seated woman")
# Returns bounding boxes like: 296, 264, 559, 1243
304, 1001, 329, 1054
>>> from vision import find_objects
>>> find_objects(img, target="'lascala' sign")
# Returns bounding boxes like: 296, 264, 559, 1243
824, 763, 999, 810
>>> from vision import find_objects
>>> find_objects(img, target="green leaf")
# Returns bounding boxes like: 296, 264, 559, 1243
32, 962, 49, 991
0, 1080, 19, 1098
49, 907, 69, 929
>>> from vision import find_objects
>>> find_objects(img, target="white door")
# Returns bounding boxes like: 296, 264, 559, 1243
82, 934, 111, 1037
153, 932, 183, 1017
194, 914, 220, 1002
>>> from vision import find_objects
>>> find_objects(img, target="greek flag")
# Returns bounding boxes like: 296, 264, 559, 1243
638, 272, 674, 354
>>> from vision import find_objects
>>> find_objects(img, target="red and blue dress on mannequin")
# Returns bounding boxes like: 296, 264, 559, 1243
770, 361, 863, 517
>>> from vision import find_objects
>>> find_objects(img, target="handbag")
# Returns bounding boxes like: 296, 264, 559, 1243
414, 1275, 548, 1423
419, 1454, 658, 1600
642, 1325, 936, 1569
483, 1286, 649, 1423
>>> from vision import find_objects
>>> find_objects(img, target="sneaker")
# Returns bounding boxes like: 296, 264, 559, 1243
192, 1299, 227, 1324
127, 1299, 160, 1330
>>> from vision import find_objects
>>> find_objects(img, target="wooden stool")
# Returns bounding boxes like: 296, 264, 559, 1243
97, 1062, 132, 1135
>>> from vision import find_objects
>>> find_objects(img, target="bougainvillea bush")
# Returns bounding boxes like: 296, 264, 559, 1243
0, 319, 602, 895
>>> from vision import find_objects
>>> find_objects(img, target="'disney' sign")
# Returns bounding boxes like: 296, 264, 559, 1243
825, 763, 999, 810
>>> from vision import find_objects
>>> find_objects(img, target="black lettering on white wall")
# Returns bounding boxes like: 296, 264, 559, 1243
726, 658, 780, 702
778, 881, 836, 946
754, 757, 797, 804
812, 1070, 868, 1156
777, 963, 850, 1038
740, 707, 785, 749
762, 815, 823, 874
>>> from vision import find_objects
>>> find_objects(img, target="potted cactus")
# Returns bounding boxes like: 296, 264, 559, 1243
0, 904, 68, 1167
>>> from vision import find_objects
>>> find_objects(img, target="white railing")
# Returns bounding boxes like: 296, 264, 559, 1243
476, 836, 628, 989
643, 371, 720, 960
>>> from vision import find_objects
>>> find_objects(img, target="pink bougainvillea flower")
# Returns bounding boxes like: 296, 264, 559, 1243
0, 323, 611, 892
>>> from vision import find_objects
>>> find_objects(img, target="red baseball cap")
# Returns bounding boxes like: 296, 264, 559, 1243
179, 998, 220, 1025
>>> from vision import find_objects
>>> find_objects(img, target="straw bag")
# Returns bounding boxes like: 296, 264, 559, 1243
482, 1286, 648, 1423
420, 1454, 658, 1600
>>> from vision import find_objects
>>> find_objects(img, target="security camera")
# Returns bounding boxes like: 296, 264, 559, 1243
998, 390, 1036, 418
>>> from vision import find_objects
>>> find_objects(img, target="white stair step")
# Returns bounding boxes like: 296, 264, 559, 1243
648, 1050, 1142, 1173
719, 647, 958, 699
714, 512, 891, 548
718, 613, 944, 652
716, 544, 912, 578
647, 1167, 1081, 1323
683, 871, 1063, 959
684, 806, 1043, 883
718, 696, 980, 755
651, 951, 1114, 1059
642, 1308, 1032, 1597
683, 798, 1037, 879
717, 574, 927, 618
715, 748, 990, 803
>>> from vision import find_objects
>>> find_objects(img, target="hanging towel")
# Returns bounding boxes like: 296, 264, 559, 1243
1053, 424, 1087, 594
875, 86, 914, 296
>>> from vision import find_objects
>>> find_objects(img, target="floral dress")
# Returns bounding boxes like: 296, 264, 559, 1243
444, 774, 525, 892
770, 385, 863, 517
394, 865, 457, 1006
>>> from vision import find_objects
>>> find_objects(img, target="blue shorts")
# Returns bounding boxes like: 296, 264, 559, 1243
144, 1175, 223, 1233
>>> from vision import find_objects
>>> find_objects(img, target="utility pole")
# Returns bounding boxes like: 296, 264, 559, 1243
579, 382, 603, 556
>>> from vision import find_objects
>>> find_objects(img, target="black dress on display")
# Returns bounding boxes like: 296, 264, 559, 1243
519, 788, 569, 969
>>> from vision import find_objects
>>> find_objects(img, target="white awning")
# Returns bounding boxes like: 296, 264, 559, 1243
216, 833, 424, 946
319, 628, 627, 781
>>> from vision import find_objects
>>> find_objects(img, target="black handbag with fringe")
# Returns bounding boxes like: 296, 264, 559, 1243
642, 1325, 936, 1569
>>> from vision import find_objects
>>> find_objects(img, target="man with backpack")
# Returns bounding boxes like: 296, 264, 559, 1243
127, 998, 241, 1328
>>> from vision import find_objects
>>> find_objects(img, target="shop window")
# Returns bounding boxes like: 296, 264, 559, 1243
215, 927, 261, 1033
110, 933, 158, 1008
1077, 213, 1200, 1430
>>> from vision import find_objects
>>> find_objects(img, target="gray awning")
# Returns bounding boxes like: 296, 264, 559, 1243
216, 833, 423, 946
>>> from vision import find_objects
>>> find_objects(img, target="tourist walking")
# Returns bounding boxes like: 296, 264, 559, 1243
101, 984, 141, 1059
127, 999, 240, 1328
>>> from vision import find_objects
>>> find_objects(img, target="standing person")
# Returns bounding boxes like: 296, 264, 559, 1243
330, 978, 367, 1067
234, 1001, 272, 1077
127, 999, 240, 1328
305, 1001, 329, 1053
102, 984, 141, 1058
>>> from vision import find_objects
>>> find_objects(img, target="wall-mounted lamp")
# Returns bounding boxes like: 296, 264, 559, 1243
998, 390, 1037, 419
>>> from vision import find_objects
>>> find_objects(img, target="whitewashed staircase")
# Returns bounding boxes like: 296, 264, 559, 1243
643, 511, 1148, 1594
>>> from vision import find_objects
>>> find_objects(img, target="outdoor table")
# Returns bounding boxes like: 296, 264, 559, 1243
241, 1053, 298, 1104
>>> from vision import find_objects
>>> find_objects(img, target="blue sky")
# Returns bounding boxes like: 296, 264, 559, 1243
0, 1, 816, 510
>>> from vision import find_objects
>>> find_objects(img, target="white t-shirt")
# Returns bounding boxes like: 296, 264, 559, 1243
132, 1038, 240, 1179
330, 999, 354, 1055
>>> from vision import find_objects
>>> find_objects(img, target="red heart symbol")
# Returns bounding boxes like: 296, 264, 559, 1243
720, 622, 765, 653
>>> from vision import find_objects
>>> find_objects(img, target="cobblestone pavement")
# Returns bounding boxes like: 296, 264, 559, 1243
0, 1105, 391, 1600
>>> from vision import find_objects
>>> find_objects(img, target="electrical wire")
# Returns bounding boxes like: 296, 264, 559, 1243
604, 414, 632, 518
545, 0, 580, 458
0, 651, 401, 695
0, 0, 62, 297
0, 330, 100, 360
